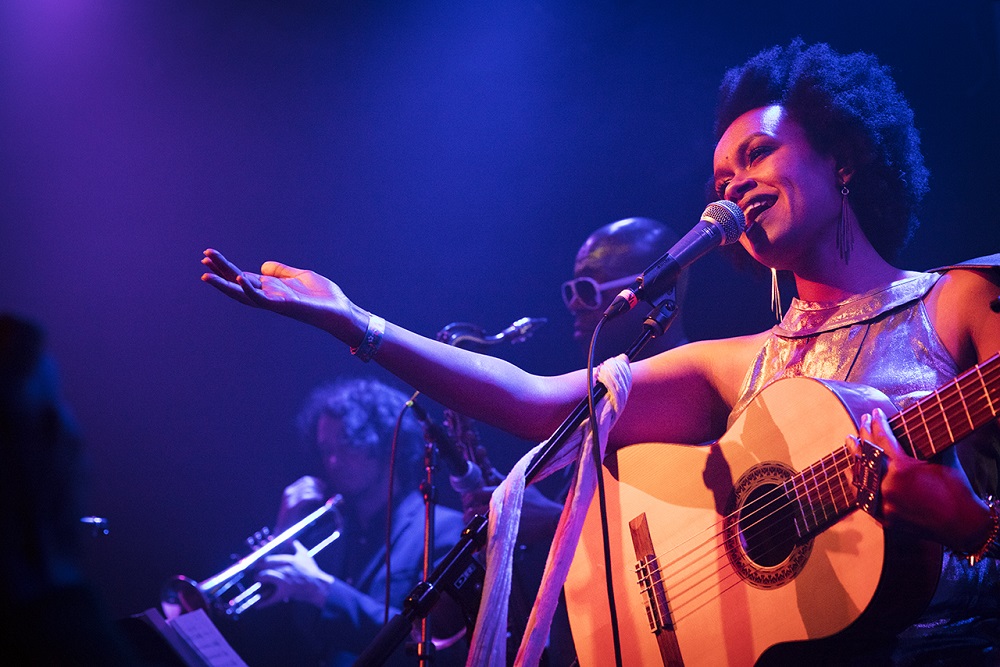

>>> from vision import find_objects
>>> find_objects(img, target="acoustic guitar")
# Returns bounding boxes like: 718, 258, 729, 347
564, 353, 1000, 666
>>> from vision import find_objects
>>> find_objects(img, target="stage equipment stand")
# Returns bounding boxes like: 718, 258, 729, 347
356, 299, 679, 666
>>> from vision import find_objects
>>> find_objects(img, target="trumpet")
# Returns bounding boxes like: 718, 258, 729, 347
161, 494, 344, 620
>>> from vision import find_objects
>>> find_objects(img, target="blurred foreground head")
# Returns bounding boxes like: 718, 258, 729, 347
0, 314, 85, 601
1, 314, 141, 665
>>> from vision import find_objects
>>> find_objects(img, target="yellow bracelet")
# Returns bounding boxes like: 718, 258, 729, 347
962, 497, 999, 566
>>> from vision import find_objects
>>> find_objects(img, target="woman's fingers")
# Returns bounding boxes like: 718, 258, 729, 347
201, 271, 255, 306
261, 260, 303, 278
236, 272, 271, 307
202, 248, 242, 281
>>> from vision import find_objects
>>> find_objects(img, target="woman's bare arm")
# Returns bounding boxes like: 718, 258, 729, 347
200, 248, 751, 446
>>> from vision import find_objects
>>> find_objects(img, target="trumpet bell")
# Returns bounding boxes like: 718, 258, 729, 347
161, 574, 210, 619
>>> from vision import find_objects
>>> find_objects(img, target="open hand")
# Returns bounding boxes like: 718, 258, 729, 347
200, 248, 354, 332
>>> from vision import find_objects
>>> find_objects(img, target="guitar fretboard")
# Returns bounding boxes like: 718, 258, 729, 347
784, 449, 855, 539
893, 352, 1000, 460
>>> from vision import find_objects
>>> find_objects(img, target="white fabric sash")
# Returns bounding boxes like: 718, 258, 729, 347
465, 355, 632, 666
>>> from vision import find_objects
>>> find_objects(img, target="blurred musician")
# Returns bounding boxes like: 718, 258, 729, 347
564, 216, 690, 361
224, 377, 466, 667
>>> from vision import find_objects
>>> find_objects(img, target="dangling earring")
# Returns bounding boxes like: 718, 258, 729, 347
838, 184, 855, 264
770, 266, 783, 322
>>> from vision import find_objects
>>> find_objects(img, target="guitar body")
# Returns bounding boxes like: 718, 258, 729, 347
565, 376, 943, 667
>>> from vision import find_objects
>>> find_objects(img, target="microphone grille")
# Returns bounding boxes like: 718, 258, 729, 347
702, 200, 746, 245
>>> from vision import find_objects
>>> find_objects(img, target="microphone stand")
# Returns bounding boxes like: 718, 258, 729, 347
355, 298, 679, 667
410, 436, 439, 664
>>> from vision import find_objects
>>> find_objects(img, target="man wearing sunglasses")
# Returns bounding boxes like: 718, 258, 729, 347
563, 216, 689, 362
456, 216, 691, 666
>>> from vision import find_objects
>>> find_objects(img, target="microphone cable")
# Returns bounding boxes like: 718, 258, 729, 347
380, 389, 420, 625
586, 317, 624, 667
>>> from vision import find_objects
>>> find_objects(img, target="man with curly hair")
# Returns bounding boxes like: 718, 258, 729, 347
223, 377, 468, 667
203, 39, 1000, 665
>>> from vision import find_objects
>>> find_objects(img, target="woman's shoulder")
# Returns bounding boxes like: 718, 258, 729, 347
924, 259, 1000, 369
927, 258, 1000, 306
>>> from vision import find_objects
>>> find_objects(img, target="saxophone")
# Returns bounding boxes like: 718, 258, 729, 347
435, 317, 546, 490
435, 317, 548, 662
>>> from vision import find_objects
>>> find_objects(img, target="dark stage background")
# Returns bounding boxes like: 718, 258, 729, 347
2, 0, 999, 622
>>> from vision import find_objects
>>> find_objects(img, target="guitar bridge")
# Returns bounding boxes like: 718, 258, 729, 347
635, 553, 671, 634
629, 513, 684, 667
853, 439, 887, 517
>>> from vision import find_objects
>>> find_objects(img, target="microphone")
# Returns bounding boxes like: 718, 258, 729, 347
407, 399, 484, 493
603, 200, 746, 319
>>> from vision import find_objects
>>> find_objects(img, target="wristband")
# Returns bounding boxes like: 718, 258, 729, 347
350, 314, 385, 363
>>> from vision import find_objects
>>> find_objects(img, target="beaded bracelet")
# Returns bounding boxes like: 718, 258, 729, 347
962, 496, 1000, 566
350, 314, 385, 363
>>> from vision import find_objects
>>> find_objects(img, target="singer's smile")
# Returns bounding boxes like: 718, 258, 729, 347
742, 196, 777, 231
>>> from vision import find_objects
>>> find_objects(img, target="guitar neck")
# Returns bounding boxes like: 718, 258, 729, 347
890, 352, 1000, 460
785, 353, 1000, 539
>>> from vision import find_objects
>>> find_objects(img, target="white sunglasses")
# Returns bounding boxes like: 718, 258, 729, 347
560, 275, 638, 311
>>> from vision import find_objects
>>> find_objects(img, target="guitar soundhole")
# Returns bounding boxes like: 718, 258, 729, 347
724, 462, 812, 590
739, 483, 795, 567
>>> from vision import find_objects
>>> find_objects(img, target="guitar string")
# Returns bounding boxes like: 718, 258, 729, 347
910, 355, 999, 455
635, 442, 858, 622
635, 364, 1000, 626
642, 354, 1000, 592
644, 386, 993, 632
652, 357, 1000, 586
650, 447, 858, 624
897, 364, 1000, 458
655, 385, 1000, 618
656, 384, 996, 624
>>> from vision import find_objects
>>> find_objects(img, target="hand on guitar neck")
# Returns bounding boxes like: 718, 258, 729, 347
848, 407, 998, 554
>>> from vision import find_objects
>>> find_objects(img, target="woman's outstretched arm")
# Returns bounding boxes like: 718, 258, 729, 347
200, 248, 588, 441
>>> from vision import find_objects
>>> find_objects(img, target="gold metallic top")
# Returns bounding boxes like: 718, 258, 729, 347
730, 273, 953, 417
729, 271, 997, 497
